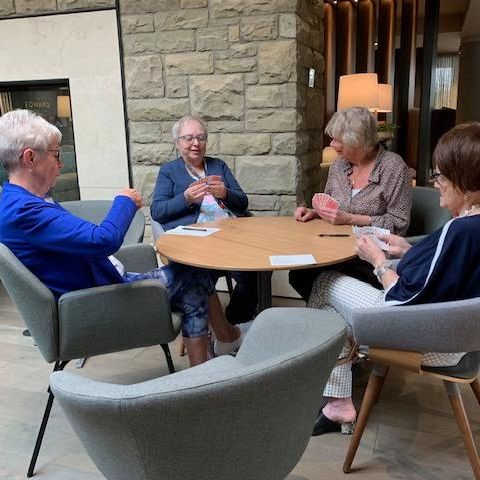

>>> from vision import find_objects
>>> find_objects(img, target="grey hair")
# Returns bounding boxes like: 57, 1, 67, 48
171, 116, 208, 141
325, 107, 378, 149
0, 109, 62, 173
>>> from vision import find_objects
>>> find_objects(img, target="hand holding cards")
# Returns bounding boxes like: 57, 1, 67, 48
312, 193, 339, 215
189, 175, 222, 187
352, 226, 390, 250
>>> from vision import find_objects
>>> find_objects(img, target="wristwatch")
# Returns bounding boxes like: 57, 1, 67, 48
373, 260, 394, 282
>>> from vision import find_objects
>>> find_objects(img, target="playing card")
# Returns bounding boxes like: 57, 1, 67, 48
312, 193, 339, 215
352, 226, 390, 251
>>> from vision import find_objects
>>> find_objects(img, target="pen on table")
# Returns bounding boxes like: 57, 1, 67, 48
182, 226, 208, 231
318, 233, 350, 237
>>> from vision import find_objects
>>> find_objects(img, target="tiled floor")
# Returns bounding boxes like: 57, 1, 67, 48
0, 285, 478, 479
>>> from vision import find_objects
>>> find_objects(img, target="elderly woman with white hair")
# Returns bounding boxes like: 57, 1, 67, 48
290, 106, 413, 301
150, 116, 258, 337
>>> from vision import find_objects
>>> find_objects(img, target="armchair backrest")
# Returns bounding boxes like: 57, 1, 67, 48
50, 307, 346, 480
0, 243, 58, 362
406, 186, 452, 242
60, 200, 145, 246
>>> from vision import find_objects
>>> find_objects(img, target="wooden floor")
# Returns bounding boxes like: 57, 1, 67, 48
0, 285, 479, 479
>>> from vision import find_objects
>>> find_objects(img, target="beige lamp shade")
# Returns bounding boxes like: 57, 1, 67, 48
337, 73, 378, 111
377, 83, 393, 112
322, 146, 338, 164
57, 95, 71, 118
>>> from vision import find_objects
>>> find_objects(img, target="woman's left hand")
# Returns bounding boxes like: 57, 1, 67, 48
207, 178, 227, 200
356, 235, 386, 267
315, 206, 352, 225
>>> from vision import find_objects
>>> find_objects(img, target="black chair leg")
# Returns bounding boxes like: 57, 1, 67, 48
225, 272, 234, 298
27, 360, 69, 478
161, 344, 175, 374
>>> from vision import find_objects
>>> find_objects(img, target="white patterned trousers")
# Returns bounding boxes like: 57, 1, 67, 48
307, 271, 464, 398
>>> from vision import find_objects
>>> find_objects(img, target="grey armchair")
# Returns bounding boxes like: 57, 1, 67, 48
406, 186, 452, 244
0, 242, 182, 477
343, 298, 480, 479
50, 307, 346, 480
61, 199, 146, 246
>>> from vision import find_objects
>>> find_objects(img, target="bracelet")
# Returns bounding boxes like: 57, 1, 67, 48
373, 260, 394, 282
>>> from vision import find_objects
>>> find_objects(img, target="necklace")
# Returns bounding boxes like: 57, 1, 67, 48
461, 203, 480, 217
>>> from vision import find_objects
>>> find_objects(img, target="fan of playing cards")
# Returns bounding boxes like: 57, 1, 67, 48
312, 193, 339, 216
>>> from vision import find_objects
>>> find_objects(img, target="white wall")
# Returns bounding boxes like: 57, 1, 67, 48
0, 10, 129, 199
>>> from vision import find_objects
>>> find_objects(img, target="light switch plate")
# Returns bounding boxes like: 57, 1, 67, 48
308, 68, 315, 88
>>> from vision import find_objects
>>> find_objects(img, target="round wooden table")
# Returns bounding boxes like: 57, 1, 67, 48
156, 216, 356, 310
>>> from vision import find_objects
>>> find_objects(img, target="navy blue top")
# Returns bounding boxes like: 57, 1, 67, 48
386, 215, 480, 305
0, 182, 137, 298
150, 156, 248, 230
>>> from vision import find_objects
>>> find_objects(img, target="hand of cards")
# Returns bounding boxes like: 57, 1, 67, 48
352, 226, 390, 251
312, 193, 339, 215
189, 175, 222, 187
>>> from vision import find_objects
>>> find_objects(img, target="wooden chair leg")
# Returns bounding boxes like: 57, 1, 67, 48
469, 378, 480, 405
343, 365, 389, 474
445, 381, 480, 480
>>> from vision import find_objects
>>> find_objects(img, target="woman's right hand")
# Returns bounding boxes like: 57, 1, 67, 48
294, 206, 317, 222
379, 234, 412, 258
184, 182, 208, 204
118, 188, 143, 208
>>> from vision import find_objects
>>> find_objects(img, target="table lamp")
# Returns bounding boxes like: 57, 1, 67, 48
337, 73, 379, 111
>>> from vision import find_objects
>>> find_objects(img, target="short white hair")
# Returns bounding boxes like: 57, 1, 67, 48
171, 116, 208, 141
325, 107, 378, 149
0, 109, 62, 173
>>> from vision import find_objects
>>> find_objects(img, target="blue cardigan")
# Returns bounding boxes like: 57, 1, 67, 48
0, 182, 137, 298
150, 156, 248, 230
385, 215, 480, 305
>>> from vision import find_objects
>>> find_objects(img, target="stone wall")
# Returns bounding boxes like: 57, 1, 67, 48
1, 0, 324, 217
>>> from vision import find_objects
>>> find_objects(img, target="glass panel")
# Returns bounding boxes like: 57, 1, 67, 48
0, 81, 80, 201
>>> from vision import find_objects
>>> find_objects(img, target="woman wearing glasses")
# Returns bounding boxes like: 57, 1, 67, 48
309, 122, 480, 436
150, 116, 258, 348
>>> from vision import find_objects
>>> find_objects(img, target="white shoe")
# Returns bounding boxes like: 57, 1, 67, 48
214, 321, 253, 356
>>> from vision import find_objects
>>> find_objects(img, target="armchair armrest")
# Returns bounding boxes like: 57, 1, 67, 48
115, 244, 158, 273
57, 280, 181, 360
351, 298, 480, 353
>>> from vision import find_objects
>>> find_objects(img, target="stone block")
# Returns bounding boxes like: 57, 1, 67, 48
165, 52, 213, 75
246, 85, 282, 109
207, 121, 244, 133
247, 194, 280, 211
279, 13, 296, 38
130, 143, 175, 166
214, 43, 257, 60
258, 40, 296, 84
121, 15, 154, 34
272, 133, 296, 155
281, 82, 297, 107
279, 195, 297, 215
251, 210, 280, 216
15, 0, 57, 13
154, 8, 208, 31
220, 133, 271, 155
129, 122, 164, 144
240, 16, 278, 41
123, 33, 157, 55
196, 27, 229, 51
190, 74, 244, 121
180, 0, 207, 7
128, 98, 190, 121
156, 30, 196, 53
297, 15, 322, 51
236, 155, 297, 194
58, 0, 114, 9
204, 133, 220, 154
165, 77, 189, 98
131, 164, 161, 204
120, 0, 179, 14
0, 0, 14, 15
125, 55, 164, 99
215, 57, 257, 74
244, 72, 259, 85
211, 0, 294, 18
228, 25, 240, 42
246, 109, 297, 132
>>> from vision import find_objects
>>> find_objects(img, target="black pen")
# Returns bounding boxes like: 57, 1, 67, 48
182, 226, 208, 231
318, 233, 350, 237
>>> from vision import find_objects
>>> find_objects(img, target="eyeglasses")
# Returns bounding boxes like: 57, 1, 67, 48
19, 148, 62, 161
430, 171, 444, 183
178, 134, 208, 144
